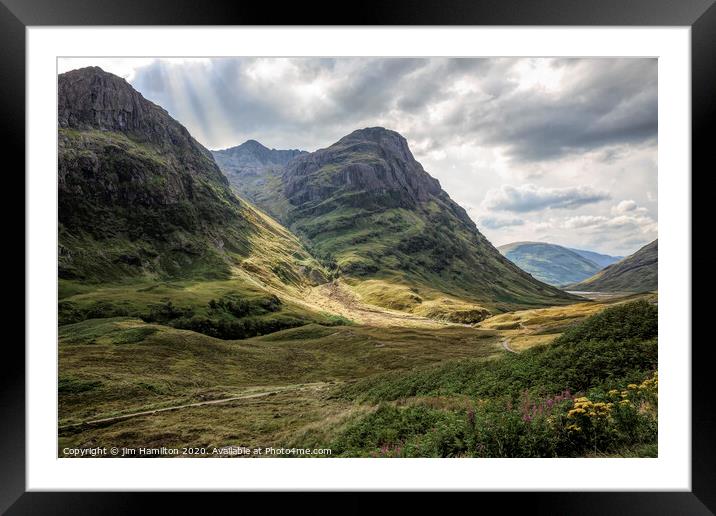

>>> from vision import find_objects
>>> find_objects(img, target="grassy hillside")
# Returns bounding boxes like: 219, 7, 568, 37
498, 241, 602, 286
569, 240, 657, 293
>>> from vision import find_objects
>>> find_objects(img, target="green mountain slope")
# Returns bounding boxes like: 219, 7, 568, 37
58, 67, 324, 289
568, 240, 657, 292
216, 127, 578, 317
498, 241, 602, 286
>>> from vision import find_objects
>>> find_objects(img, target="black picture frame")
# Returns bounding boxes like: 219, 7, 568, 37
5, 0, 714, 513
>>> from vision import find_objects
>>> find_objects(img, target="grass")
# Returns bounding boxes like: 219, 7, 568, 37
59, 388, 359, 456
58, 317, 501, 428
58, 293, 657, 457
336, 300, 657, 403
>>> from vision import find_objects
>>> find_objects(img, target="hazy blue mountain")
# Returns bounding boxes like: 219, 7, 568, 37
568, 248, 623, 268
498, 241, 603, 287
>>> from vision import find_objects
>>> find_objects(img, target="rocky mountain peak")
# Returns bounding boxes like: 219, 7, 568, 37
59, 67, 196, 151
58, 66, 227, 186
283, 127, 444, 212
213, 139, 306, 167
336, 127, 414, 163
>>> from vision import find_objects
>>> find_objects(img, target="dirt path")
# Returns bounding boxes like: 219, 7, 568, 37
59, 384, 326, 430
501, 338, 518, 354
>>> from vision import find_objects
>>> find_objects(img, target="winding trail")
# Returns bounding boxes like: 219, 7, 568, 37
501, 338, 518, 354
59, 384, 326, 431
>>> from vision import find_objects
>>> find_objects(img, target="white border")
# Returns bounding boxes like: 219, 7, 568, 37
27, 27, 691, 491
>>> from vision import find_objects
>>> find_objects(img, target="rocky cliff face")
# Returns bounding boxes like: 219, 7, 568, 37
284, 128, 437, 206
58, 67, 324, 286
59, 66, 228, 187
282, 128, 475, 226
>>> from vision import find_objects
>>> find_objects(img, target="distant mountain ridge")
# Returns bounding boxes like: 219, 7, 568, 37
498, 241, 603, 287
568, 248, 623, 268
211, 140, 306, 207
568, 240, 657, 293
215, 127, 579, 317
213, 139, 306, 169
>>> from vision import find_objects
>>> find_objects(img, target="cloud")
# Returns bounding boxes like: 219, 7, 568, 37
562, 215, 609, 229
562, 213, 657, 234
614, 200, 638, 213
80, 57, 656, 164
482, 184, 610, 213
479, 216, 525, 229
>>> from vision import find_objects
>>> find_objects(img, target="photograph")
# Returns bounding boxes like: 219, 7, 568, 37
56, 56, 658, 459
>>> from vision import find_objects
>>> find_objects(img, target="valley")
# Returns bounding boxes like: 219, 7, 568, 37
59, 271, 656, 457
56, 66, 659, 458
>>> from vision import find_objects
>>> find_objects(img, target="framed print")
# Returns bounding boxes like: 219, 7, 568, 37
6, 0, 715, 513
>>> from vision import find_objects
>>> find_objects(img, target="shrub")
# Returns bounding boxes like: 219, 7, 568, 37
553, 300, 657, 347
143, 300, 194, 323
332, 372, 658, 458
58, 300, 132, 326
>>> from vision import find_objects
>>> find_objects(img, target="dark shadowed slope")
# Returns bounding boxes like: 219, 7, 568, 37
498, 241, 602, 286
568, 240, 657, 293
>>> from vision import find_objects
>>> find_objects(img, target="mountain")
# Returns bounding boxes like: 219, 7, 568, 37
498, 242, 603, 287
58, 67, 324, 287
216, 127, 578, 318
211, 140, 306, 202
568, 240, 657, 292
568, 248, 623, 268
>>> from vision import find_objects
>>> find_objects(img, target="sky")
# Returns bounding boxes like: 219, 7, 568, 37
58, 57, 658, 256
